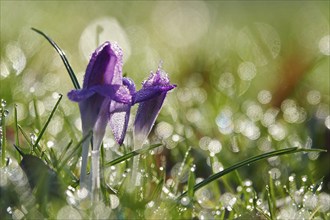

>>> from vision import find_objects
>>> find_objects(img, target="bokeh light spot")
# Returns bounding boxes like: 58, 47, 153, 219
238, 62, 256, 81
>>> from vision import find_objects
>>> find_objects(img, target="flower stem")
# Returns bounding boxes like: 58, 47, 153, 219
91, 150, 101, 201
129, 155, 140, 192
80, 137, 90, 190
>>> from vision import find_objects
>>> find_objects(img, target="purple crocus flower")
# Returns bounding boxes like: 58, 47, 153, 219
68, 41, 133, 147
67, 42, 133, 192
133, 65, 176, 149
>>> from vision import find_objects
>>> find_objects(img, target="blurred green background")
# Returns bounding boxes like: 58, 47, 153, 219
1, 0, 329, 193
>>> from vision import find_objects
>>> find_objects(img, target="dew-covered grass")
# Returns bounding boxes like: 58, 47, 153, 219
1, 1, 330, 219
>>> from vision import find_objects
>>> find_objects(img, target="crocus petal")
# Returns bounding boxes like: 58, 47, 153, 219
109, 101, 131, 145
123, 77, 136, 95
134, 93, 167, 149
92, 98, 111, 151
78, 94, 105, 134
133, 64, 175, 149
83, 41, 123, 88
68, 89, 96, 102
134, 84, 176, 104
91, 85, 132, 104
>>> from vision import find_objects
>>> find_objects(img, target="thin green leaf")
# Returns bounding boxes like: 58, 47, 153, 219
14, 104, 19, 148
33, 98, 41, 131
33, 94, 62, 148
31, 27, 80, 90
151, 179, 164, 201
187, 167, 196, 199
266, 184, 274, 220
18, 124, 33, 150
178, 147, 326, 199
1, 107, 7, 166
105, 144, 162, 167
49, 148, 59, 170
268, 173, 276, 219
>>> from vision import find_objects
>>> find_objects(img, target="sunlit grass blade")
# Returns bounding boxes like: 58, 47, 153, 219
33, 98, 41, 131
268, 173, 276, 219
151, 179, 164, 201
1, 106, 7, 166
187, 165, 196, 199
31, 27, 81, 90
49, 148, 59, 169
266, 184, 274, 220
178, 147, 326, 199
14, 104, 19, 148
57, 131, 92, 171
33, 94, 62, 148
105, 144, 162, 167
18, 124, 33, 150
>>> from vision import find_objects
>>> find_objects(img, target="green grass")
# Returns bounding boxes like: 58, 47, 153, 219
1, 1, 329, 219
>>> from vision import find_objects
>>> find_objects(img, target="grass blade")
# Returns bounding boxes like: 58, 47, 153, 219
14, 104, 19, 147
31, 27, 81, 90
57, 131, 92, 171
187, 165, 196, 199
105, 143, 162, 167
178, 147, 326, 199
33, 94, 62, 148
18, 124, 33, 149
33, 98, 41, 131
1, 106, 7, 166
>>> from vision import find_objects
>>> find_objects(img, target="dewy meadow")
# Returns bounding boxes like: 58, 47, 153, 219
0, 1, 330, 219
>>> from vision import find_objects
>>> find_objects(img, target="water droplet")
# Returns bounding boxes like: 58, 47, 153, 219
77, 187, 88, 200
46, 141, 54, 148
110, 194, 120, 209
244, 179, 253, 187
7, 206, 12, 214
181, 196, 190, 206
256, 199, 262, 206
3, 109, 9, 117
325, 116, 330, 130
1, 99, 6, 107
30, 133, 37, 145
190, 164, 196, 172
269, 168, 281, 179
319, 35, 330, 56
